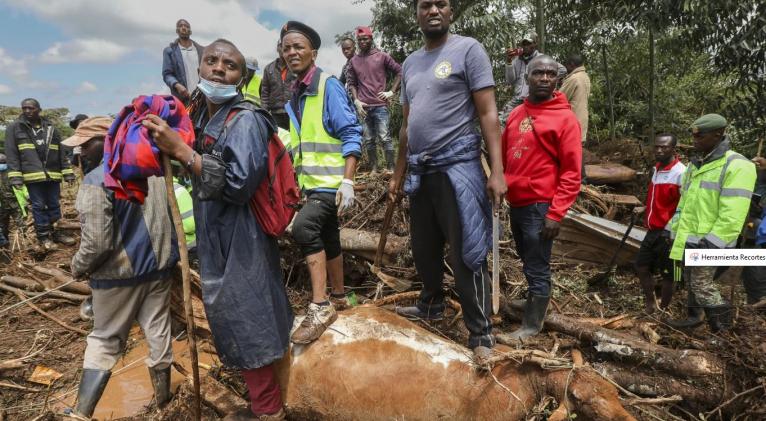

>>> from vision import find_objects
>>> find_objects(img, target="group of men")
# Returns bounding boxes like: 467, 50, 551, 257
0, 0, 762, 419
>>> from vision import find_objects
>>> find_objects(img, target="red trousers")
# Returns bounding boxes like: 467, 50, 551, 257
241, 364, 282, 415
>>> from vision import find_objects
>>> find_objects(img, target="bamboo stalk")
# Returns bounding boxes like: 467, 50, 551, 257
162, 155, 200, 421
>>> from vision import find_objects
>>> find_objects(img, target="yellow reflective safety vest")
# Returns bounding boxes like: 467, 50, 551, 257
243, 75, 262, 106
288, 72, 345, 191
670, 145, 756, 260
173, 179, 196, 249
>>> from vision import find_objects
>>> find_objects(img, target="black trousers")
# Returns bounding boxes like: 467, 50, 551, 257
292, 192, 342, 259
410, 172, 494, 348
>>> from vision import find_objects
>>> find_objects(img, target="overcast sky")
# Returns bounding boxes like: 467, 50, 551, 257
0, 0, 373, 117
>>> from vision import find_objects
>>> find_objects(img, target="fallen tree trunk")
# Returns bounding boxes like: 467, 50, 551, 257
586, 163, 636, 184
0, 276, 88, 302
339, 228, 407, 265
276, 306, 635, 421
504, 301, 725, 379
29, 265, 91, 295
593, 361, 725, 413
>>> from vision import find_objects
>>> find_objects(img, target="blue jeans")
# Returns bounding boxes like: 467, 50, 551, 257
362, 106, 392, 152
510, 203, 554, 296
26, 181, 61, 238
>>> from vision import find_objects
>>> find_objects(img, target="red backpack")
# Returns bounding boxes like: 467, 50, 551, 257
213, 104, 300, 237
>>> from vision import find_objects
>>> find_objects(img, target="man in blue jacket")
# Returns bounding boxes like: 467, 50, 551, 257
66, 117, 178, 418
281, 21, 363, 345
162, 19, 204, 102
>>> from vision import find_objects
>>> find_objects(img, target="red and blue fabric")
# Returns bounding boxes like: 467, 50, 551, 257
103, 95, 194, 204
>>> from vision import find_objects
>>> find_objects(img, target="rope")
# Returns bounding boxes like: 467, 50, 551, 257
0, 278, 80, 315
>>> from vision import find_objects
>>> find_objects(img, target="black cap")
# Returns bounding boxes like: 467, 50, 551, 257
280, 20, 321, 50
69, 113, 89, 129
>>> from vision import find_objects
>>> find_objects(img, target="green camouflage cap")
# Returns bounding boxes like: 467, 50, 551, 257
689, 113, 727, 134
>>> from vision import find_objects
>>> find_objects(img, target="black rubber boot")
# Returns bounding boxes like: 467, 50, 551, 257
36, 225, 56, 251
665, 290, 704, 329
367, 147, 378, 172
385, 150, 395, 171
507, 294, 549, 341
73, 369, 111, 418
705, 305, 732, 333
395, 305, 444, 321
148, 366, 172, 407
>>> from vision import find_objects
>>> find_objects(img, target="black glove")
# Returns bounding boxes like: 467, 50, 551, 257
10, 177, 23, 188
63, 173, 76, 183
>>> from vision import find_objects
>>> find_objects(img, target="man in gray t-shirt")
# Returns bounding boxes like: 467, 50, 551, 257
400, 34, 494, 155
391, 0, 507, 364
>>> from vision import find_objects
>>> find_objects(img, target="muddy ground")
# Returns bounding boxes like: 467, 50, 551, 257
1, 139, 765, 420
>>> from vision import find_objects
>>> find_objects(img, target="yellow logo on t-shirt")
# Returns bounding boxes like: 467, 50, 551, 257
434, 61, 452, 79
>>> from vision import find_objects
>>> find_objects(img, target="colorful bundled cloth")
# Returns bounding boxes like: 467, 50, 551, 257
104, 95, 194, 204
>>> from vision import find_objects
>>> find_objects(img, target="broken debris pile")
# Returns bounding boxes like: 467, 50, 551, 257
0, 150, 765, 420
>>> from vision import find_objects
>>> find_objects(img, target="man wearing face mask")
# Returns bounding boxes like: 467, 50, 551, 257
280, 21, 363, 345
146, 39, 293, 420
65, 117, 179, 418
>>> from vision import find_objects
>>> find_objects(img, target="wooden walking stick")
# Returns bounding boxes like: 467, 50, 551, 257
161, 155, 201, 421
372, 174, 410, 292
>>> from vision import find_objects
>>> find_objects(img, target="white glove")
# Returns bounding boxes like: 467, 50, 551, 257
377, 91, 394, 101
336, 178, 355, 215
353, 99, 368, 118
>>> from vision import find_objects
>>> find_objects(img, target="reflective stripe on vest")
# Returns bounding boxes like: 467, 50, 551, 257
288, 72, 345, 191
670, 150, 755, 260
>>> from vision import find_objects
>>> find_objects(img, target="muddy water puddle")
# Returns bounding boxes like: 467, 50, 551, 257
56, 328, 217, 419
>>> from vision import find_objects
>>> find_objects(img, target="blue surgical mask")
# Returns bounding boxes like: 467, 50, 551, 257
197, 78, 241, 104
0, 164, 7, 172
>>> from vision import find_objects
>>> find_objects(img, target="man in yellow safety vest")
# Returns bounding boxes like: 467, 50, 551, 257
281, 21, 363, 344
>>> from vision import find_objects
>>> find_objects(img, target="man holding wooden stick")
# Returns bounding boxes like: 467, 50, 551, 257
65, 117, 179, 418
391, 0, 507, 363
147, 39, 292, 420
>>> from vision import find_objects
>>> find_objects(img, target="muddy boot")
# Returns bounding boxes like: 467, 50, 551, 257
36, 226, 56, 251
290, 302, 337, 344
72, 369, 111, 418
665, 292, 704, 329
367, 147, 378, 173
506, 294, 549, 341
52, 229, 76, 246
385, 150, 395, 171
148, 366, 172, 407
395, 305, 444, 321
705, 305, 732, 333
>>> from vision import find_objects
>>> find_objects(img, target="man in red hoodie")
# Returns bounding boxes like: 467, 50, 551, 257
501, 55, 582, 341
635, 134, 685, 314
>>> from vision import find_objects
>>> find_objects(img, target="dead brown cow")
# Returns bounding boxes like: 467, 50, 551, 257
276, 305, 635, 421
